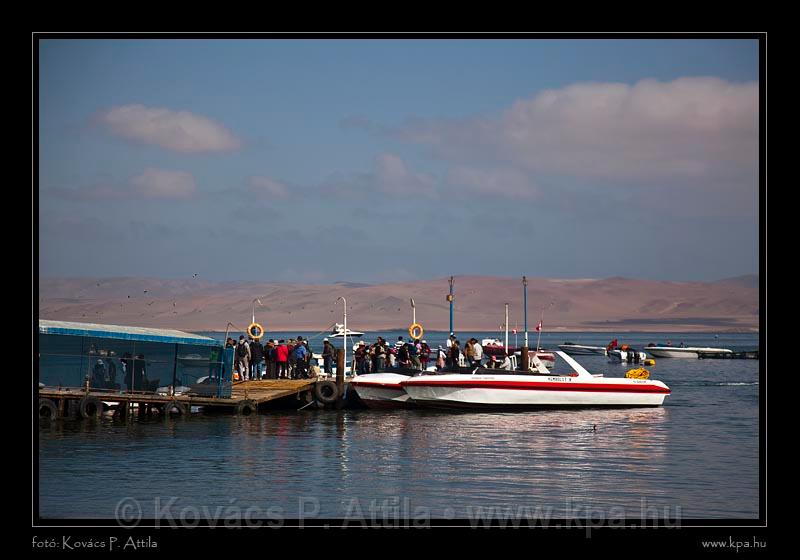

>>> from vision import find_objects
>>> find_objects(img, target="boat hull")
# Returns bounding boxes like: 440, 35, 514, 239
558, 345, 608, 356
401, 374, 669, 409
646, 347, 732, 359
351, 373, 412, 408
608, 349, 647, 363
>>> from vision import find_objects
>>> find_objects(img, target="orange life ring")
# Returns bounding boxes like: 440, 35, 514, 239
247, 322, 264, 340
409, 323, 424, 340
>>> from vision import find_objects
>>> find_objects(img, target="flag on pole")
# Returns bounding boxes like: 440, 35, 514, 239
535, 320, 542, 332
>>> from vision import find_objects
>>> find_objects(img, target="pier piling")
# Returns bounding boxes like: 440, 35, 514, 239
336, 346, 345, 409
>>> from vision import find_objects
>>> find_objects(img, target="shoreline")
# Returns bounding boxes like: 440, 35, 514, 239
195, 326, 760, 335
37, 317, 758, 335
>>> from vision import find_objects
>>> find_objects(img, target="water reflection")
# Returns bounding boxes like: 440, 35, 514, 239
39, 391, 756, 519
347, 408, 671, 515
146, 406, 670, 517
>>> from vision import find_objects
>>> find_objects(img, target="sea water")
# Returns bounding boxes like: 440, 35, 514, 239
38, 331, 760, 520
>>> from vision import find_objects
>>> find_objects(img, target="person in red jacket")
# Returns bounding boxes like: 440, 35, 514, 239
275, 339, 289, 379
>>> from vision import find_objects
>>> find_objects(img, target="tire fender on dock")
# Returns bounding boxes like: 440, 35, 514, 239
39, 398, 59, 418
161, 400, 189, 417
315, 380, 339, 404
236, 399, 258, 416
79, 396, 104, 419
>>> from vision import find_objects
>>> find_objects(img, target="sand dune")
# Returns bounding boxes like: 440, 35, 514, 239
38, 275, 759, 333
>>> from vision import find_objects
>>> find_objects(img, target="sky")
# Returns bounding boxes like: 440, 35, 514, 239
37, 37, 760, 284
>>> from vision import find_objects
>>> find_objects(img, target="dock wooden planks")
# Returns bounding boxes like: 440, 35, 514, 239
39, 378, 319, 412
231, 379, 317, 403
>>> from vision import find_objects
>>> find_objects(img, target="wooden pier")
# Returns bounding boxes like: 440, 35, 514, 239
38, 378, 344, 419
232, 379, 316, 402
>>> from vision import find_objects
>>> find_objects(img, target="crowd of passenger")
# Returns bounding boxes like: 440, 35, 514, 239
226, 335, 316, 381
227, 334, 512, 380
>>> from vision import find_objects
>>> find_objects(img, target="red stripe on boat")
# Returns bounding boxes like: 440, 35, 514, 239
401, 380, 670, 394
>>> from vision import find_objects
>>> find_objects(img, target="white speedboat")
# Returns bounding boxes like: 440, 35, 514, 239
558, 343, 608, 356
400, 351, 670, 409
608, 348, 647, 363
351, 368, 420, 408
328, 323, 364, 338
645, 346, 733, 359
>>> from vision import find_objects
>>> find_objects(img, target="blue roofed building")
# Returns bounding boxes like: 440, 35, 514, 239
38, 320, 233, 397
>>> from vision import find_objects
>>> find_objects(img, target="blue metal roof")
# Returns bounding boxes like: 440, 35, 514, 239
38, 320, 221, 347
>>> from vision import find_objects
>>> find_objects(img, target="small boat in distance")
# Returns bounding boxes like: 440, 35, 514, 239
608, 347, 647, 363
328, 323, 364, 338
698, 350, 758, 360
646, 345, 733, 359
558, 343, 608, 356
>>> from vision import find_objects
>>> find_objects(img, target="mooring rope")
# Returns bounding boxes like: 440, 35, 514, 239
306, 323, 337, 342
297, 399, 317, 411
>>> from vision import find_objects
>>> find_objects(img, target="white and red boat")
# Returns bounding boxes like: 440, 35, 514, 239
350, 369, 419, 408
400, 351, 670, 409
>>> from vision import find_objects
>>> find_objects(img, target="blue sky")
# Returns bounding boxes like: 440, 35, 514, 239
38, 38, 760, 283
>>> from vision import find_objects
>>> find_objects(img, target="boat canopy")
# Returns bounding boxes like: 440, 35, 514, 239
38, 320, 219, 347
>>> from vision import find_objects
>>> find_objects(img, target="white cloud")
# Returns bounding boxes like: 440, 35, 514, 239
374, 153, 437, 197
248, 176, 290, 198
47, 169, 197, 201
397, 77, 758, 182
130, 168, 196, 199
99, 104, 241, 153
315, 153, 439, 199
446, 166, 539, 199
